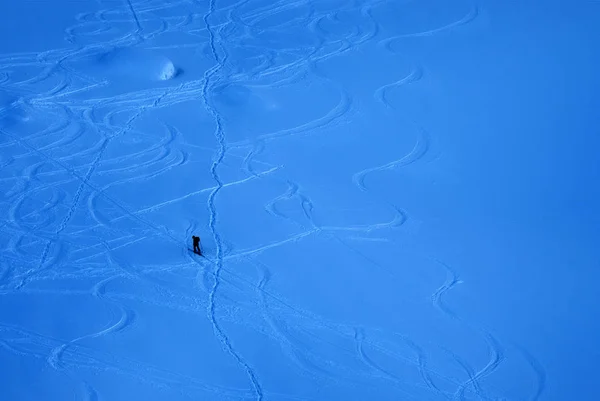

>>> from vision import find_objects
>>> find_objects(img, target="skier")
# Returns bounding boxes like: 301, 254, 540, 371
192, 235, 202, 255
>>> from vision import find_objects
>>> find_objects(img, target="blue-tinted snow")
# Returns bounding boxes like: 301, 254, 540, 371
1, 1, 599, 400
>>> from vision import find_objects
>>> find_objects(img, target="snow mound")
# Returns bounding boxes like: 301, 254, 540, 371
72, 47, 179, 82
0, 91, 16, 112
0, 92, 30, 127
157, 60, 177, 81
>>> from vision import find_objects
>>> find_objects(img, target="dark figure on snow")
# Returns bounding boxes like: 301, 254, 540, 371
192, 235, 202, 255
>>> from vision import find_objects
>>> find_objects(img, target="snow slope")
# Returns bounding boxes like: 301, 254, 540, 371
1, 0, 599, 400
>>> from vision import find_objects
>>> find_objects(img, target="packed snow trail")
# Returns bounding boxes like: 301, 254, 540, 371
199, 0, 263, 399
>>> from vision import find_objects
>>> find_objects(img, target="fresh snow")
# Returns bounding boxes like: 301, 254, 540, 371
1, 1, 599, 400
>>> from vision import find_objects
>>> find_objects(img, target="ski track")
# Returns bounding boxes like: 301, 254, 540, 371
0, 0, 547, 399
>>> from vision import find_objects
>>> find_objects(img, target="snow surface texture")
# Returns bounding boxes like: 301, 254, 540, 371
0, 0, 599, 400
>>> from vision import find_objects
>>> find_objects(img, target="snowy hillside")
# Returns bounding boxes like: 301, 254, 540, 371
1, 0, 599, 400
